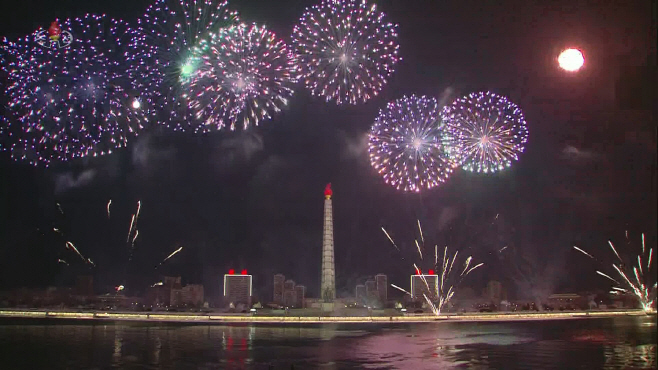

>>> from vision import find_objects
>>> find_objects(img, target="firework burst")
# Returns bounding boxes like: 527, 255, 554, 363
135, 0, 240, 131
382, 221, 483, 315
1, 15, 149, 166
441, 91, 529, 173
369, 95, 457, 192
573, 232, 656, 312
185, 23, 294, 131
291, 0, 400, 105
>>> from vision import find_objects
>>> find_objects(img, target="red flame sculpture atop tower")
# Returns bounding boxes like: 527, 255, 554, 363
48, 21, 62, 41
324, 183, 332, 199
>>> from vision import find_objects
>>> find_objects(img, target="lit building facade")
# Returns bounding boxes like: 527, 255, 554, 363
375, 274, 387, 302
410, 274, 439, 301
224, 271, 252, 307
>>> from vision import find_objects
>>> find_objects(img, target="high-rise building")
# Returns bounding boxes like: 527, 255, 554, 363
410, 274, 439, 301
273, 274, 285, 305
283, 279, 297, 307
375, 274, 387, 302
321, 183, 336, 302
284, 279, 295, 292
224, 270, 252, 307
365, 280, 377, 301
181, 284, 205, 307
294, 285, 306, 308
484, 280, 505, 304
355, 284, 366, 304
283, 289, 297, 308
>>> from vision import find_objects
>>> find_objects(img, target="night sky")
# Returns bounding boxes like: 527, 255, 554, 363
0, 0, 656, 301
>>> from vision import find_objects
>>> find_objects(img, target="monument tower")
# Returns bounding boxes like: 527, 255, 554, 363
321, 183, 336, 302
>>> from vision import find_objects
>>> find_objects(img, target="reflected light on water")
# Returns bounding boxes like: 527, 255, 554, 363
0, 316, 654, 369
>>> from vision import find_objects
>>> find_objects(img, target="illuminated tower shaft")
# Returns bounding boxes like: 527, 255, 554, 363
321, 183, 335, 302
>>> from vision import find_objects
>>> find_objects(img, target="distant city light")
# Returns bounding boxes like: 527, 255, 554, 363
428, 269, 435, 275
558, 48, 585, 72
241, 269, 248, 275
228, 269, 235, 275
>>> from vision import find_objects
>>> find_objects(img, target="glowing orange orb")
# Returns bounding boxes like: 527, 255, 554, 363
558, 48, 585, 72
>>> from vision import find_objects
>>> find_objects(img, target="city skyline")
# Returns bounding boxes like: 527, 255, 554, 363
0, 0, 655, 303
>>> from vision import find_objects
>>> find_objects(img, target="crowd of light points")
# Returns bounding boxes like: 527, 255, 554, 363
185, 23, 294, 132
441, 91, 529, 174
0, 14, 148, 166
368, 95, 457, 192
135, 0, 240, 132
291, 0, 400, 105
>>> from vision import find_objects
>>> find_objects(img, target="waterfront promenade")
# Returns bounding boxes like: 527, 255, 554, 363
0, 309, 652, 324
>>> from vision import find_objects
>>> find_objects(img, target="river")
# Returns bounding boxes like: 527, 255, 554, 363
0, 315, 655, 369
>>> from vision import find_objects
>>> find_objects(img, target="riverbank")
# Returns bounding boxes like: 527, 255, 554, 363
0, 308, 653, 324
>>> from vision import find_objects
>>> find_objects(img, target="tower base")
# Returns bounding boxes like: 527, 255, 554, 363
321, 302, 335, 312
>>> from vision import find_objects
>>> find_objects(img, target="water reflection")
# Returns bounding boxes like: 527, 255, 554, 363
0, 316, 654, 369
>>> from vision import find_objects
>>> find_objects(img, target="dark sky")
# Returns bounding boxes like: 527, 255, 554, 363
0, 0, 656, 301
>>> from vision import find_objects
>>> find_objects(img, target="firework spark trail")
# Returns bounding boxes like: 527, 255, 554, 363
151, 281, 163, 287
460, 256, 473, 276
126, 201, 142, 243
417, 220, 424, 244
391, 284, 410, 295
498, 246, 508, 253
649, 248, 653, 270
434, 245, 438, 266
634, 267, 642, 287
381, 227, 400, 251
465, 263, 484, 276
440, 247, 448, 292
613, 264, 642, 298
132, 230, 139, 244
156, 246, 184, 268
65, 241, 90, 264
135, 201, 141, 220
57, 259, 68, 265
415, 239, 423, 260
573, 246, 595, 259
127, 215, 136, 243
596, 270, 620, 285
448, 250, 458, 275
107, 200, 112, 219
57, 203, 64, 214
608, 240, 623, 263
423, 293, 439, 315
